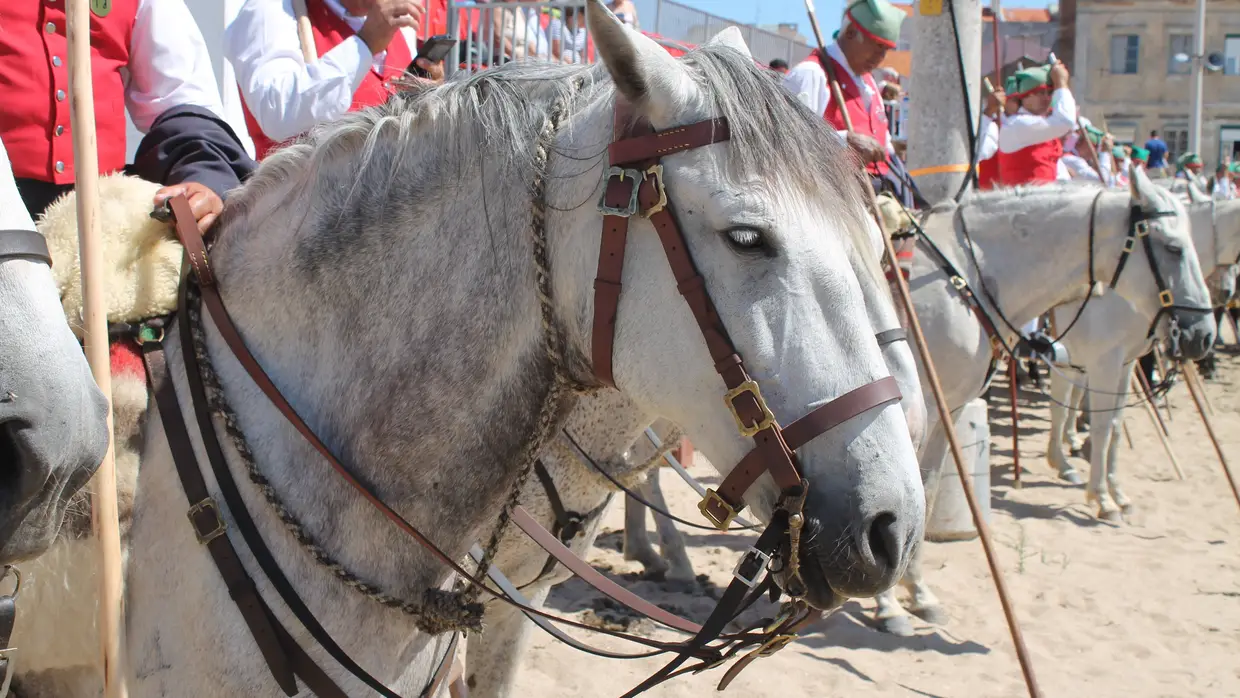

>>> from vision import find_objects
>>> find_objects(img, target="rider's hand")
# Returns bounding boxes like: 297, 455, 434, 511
1049, 61, 1070, 89
358, 0, 424, 55
413, 56, 445, 83
847, 132, 886, 164
153, 182, 224, 235
985, 88, 1006, 118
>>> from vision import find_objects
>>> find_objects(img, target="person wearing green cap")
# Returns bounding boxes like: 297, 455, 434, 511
1175, 152, 1206, 190
1130, 146, 1149, 168
784, 0, 912, 202
1209, 162, 1235, 200
996, 59, 1077, 186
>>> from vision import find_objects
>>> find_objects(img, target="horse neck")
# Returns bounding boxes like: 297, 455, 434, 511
555, 390, 662, 487
198, 117, 565, 605
954, 189, 1131, 332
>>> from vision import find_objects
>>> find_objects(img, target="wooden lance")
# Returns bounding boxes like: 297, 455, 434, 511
1181, 361, 1240, 513
293, 0, 318, 64
802, 1, 1042, 696
66, 1, 128, 696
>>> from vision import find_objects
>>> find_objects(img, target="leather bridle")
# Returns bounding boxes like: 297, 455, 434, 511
0, 229, 52, 266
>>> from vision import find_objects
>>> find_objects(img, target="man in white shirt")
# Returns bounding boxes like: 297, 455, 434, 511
227, 0, 438, 160
995, 62, 1077, 187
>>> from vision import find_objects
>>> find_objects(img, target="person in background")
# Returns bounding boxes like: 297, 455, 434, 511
607, 0, 639, 28
1175, 152, 1206, 189
1113, 145, 1132, 186
996, 61, 1076, 187
975, 77, 1010, 190
227, 0, 443, 161
550, 5, 589, 63
1210, 162, 1236, 200
1130, 145, 1149, 171
782, 0, 912, 204
1144, 129, 1169, 174
769, 58, 789, 74
0, 0, 254, 232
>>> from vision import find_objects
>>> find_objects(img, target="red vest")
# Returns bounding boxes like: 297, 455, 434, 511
241, 0, 414, 160
997, 140, 1063, 186
0, 1, 139, 184
808, 50, 890, 176
977, 156, 1000, 189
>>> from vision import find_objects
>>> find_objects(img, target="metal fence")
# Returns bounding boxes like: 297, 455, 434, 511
445, 0, 814, 75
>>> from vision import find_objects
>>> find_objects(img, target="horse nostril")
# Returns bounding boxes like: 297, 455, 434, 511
866, 512, 900, 573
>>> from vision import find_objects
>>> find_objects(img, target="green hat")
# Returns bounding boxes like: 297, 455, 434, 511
1229, 162, 1240, 174
844, 0, 905, 48
1083, 124, 1105, 146
1131, 146, 1149, 163
1003, 75, 1017, 94
1177, 152, 1202, 169
1012, 65, 1051, 97
1112, 146, 1127, 160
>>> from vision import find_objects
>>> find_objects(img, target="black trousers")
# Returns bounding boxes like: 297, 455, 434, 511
14, 178, 73, 220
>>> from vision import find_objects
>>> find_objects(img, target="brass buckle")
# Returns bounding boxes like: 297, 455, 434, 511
731, 546, 772, 588
1135, 220, 1151, 237
641, 165, 668, 217
950, 275, 967, 290
187, 497, 226, 545
1159, 289, 1174, 307
1123, 236, 1137, 252
753, 633, 796, 658
723, 380, 777, 438
597, 166, 644, 218
699, 489, 739, 530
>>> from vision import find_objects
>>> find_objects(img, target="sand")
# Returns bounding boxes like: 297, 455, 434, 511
509, 351, 1240, 698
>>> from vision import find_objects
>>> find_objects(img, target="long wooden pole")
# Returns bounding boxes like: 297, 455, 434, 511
66, 2, 127, 696
1131, 373, 1185, 480
292, 0, 317, 63
803, 3, 1041, 696
1181, 361, 1240, 513
1008, 359, 1021, 488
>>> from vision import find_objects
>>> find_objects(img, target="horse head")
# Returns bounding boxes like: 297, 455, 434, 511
562, 3, 924, 606
0, 139, 109, 564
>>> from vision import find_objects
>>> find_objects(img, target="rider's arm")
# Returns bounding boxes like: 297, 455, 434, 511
998, 88, 1077, 153
977, 115, 1000, 161
784, 64, 848, 142
124, 0, 226, 133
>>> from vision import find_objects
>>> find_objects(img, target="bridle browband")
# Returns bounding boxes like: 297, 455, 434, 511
0, 230, 52, 266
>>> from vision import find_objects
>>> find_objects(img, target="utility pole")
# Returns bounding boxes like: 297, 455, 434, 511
1189, 0, 1206, 154
907, 0, 982, 204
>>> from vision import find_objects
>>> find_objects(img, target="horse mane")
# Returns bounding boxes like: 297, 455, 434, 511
216, 43, 875, 283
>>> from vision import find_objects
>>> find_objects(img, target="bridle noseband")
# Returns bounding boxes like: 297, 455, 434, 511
0, 230, 52, 266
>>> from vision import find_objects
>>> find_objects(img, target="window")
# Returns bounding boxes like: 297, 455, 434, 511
1110, 34, 1140, 74
1164, 126, 1190, 163
1107, 121, 1138, 146
1168, 33, 1192, 74
1226, 35, 1240, 75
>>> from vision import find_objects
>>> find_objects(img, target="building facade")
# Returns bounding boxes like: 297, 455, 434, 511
1072, 0, 1240, 166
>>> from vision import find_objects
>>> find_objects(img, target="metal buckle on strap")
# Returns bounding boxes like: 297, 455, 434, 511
753, 633, 796, 658
187, 497, 227, 545
950, 275, 967, 290
1159, 289, 1175, 307
642, 165, 668, 217
723, 380, 777, 437
732, 546, 772, 588
699, 489, 739, 530
1123, 236, 1137, 252
1135, 220, 1151, 237
598, 166, 645, 217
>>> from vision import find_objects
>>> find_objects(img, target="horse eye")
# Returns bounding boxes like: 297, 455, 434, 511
725, 228, 765, 251
1165, 242, 1184, 256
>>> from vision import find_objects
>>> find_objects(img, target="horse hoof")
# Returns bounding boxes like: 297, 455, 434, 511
910, 605, 948, 625
877, 615, 916, 637
1119, 501, 1134, 515
1098, 508, 1123, 523
1059, 469, 1084, 486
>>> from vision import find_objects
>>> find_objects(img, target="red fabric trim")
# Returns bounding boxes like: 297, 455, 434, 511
110, 340, 145, 378
1011, 84, 1050, 99
844, 10, 896, 49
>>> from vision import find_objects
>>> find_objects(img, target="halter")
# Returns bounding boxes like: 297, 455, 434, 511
0, 230, 52, 266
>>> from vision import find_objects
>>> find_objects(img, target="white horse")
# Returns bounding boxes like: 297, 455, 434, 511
110, 9, 921, 696
0, 137, 109, 565
1045, 190, 1240, 516
871, 172, 1216, 635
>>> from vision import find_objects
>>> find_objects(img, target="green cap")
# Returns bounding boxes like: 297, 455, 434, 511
1112, 146, 1127, 160
1083, 124, 1105, 146
1012, 65, 1051, 96
844, 0, 905, 48
1229, 162, 1240, 174
1131, 146, 1149, 163
1003, 75, 1017, 94
1177, 152, 1202, 169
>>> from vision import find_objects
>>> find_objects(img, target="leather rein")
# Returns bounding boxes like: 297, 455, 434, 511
139, 103, 904, 697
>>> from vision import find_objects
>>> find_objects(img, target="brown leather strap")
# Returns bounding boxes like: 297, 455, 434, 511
511, 507, 702, 633
422, 632, 461, 698
781, 376, 903, 450
715, 609, 824, 691
169, 197, 215, 287
608, 118, 730, 165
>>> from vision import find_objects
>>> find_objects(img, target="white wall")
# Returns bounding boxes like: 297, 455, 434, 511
124, 0, 255, 163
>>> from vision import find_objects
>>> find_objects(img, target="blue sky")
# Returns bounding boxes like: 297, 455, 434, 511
675, 0, 1054, 32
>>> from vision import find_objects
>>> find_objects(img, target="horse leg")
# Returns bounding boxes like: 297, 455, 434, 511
1068, 380, 1090, 454
623, 477, 668, 577
1046, 367, 1085, 484
873, 587, 914, 636
467, 586, 552, 698
1103, 366, 1135, 515
644, 471, 695, 583
1085, 358, 1126, 522
901, 540, 946, 625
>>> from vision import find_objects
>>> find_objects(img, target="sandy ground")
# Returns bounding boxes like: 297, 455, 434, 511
510, 351, 1240, 698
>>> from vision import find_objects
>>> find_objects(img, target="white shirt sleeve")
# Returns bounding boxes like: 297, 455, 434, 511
977, 115, 1000, 161
124, 0, 227, 133
783, 62, 848, 141
225, 0, 375, 142
998, 87, 1078, 154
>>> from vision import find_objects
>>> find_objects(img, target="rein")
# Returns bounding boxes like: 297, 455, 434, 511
0, 229, 52, 266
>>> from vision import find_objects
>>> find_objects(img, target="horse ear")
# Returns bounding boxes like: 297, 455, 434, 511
704, 26, 752, 58
586, 0, 695, 119
1129, 162, 1151, 203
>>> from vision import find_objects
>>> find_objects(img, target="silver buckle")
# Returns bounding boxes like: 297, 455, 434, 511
597, 166, 645, 218
732, 547, 772, 588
